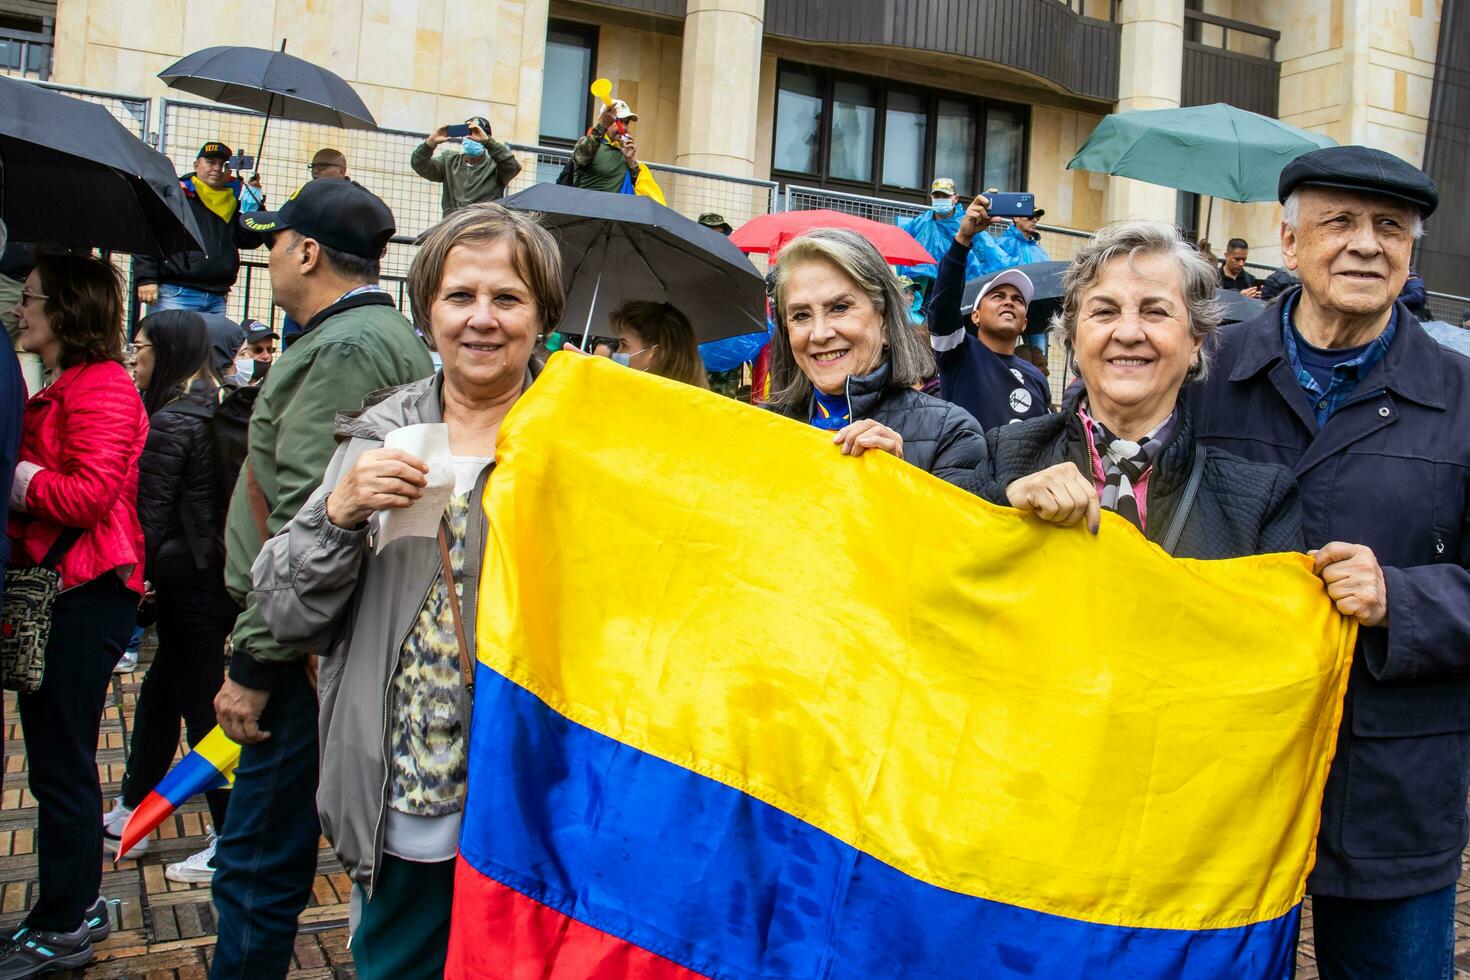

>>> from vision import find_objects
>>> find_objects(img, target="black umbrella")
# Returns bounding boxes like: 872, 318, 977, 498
961, 260, 1070, 328
500, 183, 766, 344
0, 76, 204, 255
159, 42, 377, 177
1215, 288, 1266, 324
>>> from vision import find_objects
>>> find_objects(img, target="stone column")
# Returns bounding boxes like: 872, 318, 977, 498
675, 0, 764, 176
1103, 0, 1185, 223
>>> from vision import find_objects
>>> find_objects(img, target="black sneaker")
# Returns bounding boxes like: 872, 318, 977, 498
82, 897, 110, 943
0, 924, 93, 978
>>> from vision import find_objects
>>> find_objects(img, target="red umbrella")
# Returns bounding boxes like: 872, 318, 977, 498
730, 209, 934, 265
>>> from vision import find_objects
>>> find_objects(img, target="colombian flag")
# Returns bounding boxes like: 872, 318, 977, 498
115, 725, 238, 861
448, 354, 1356, 978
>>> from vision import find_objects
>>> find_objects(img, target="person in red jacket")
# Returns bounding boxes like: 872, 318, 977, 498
3, 254, 148, 977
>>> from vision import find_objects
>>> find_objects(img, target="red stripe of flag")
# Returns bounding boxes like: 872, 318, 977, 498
446, 859, 708, 980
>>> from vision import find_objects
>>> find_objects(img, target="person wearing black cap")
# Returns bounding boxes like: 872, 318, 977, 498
209, 179, 434, 978
1186, 145, 1470, 979
134, 142, 263, 316
411, 115, 521, 217
233, 320, 277, 386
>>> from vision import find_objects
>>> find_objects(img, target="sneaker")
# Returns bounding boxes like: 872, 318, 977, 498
164, 834, 217, 884
113, 648, 137, 674
101, 799, 148, 858
81, 897, 109, 944
0, 924, 93, 978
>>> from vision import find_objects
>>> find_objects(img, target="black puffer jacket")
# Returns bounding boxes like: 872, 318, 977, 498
137, 381, 226, 575
984, 390, 1304, 558
777, 360, 989, 493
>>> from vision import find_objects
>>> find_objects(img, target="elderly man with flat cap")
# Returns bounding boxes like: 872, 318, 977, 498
209, 180, 434, 978
1186, 146, 1470, 978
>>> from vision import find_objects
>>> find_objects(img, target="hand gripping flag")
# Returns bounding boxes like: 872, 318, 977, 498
448, 354, 1356, 979
115, 725, 239, 861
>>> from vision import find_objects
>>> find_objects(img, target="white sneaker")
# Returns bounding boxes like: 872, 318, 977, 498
164, 834, 217, 883
101, 798, 149, 857
113, 648, 137, 673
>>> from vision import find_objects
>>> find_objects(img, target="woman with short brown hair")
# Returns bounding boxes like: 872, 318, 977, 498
252, 203, 564, 979
3, 254, 147, 973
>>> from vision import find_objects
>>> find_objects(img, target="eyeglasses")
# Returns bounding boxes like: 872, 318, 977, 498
19, 290, 47, 304
308, 162, 339, 172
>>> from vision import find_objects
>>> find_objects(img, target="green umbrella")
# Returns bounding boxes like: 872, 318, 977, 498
1068, 103, 1336, 203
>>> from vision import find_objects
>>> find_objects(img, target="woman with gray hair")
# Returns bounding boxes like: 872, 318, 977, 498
770, 227, 988, 489
984, 220, 1303, 558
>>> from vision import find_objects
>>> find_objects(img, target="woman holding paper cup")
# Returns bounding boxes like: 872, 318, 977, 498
250, 203, 564, 979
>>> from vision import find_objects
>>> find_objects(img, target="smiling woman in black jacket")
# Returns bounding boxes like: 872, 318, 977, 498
768, 228, 988, 491
103, 310, 238, 883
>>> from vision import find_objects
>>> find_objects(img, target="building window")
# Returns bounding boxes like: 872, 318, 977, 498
540, 22, 597, 145
983, 106, 1026, 192
771, 62, 1028, 201
774, 68, 823, 174
882, 90, 927, 190
0, 14, 52, 81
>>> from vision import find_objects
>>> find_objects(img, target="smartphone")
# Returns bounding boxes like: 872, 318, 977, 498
987, 192, 1035, 218
227, 154, 255, 172
446, 123, 471, 138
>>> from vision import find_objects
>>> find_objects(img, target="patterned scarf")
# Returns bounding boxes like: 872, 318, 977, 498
1081, 407, 1176, 531
810, 388, 851, 431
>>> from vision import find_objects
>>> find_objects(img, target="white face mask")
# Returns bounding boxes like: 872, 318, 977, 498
232, 357, 254, 380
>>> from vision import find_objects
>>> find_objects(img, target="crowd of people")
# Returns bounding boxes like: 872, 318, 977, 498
0, 99, 1467, 980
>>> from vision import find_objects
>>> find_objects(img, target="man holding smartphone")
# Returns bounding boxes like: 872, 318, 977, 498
410, 115, 522, 217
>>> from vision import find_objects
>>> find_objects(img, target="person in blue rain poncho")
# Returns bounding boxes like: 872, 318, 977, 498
898, 178, 1009, 297
997, 203, 1050, 266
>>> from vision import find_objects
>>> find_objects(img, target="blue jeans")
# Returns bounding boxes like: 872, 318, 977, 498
1313, 883, 1457, 980
150, 283, 227, 316
209, 665, 321, 979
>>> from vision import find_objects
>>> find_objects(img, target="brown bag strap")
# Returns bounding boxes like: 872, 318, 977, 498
436, 520, 475, 689
246, 463, 270, 541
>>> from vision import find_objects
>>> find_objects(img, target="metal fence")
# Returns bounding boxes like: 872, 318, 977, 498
156, 99, 778, 324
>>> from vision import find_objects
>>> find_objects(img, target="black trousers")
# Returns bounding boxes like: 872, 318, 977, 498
120, 555, 238, 832
18, 573, 137, 931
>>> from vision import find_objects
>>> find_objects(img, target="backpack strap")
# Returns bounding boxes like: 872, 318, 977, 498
436, 519, 475, 690
38, 527, 83, 571
1160, 446, 1207, 557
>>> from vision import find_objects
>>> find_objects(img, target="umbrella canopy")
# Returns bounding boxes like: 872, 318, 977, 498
1068, 104, 1336, 203
1215, 288, 1266, 325
499, 183, 766, 344
0, 76, 204, 256
731, 209, 934, 265
159, 46, 377, 130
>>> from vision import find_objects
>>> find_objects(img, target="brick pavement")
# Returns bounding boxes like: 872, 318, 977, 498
1, 642, 1469, 977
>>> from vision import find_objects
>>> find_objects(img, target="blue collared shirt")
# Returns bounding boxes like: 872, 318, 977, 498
1281, 290, 1396, 427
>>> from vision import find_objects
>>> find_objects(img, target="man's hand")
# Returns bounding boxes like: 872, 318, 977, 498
956, 194, 992, 248
138, 283, 158, 304
215, 677, 272, 744
428, 125, 450, 148
1241, 285, 1263, 299
467, 121, 490, 143
1312, 542, 1389, 626
1005, 462, 1100, 534
598, 102, 617, 130
620, 135, 639, 169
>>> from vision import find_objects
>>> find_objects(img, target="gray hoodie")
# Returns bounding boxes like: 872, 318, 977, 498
251, 369, 530, 895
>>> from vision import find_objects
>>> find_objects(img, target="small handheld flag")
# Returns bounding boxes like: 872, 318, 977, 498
114, 725, 240, 861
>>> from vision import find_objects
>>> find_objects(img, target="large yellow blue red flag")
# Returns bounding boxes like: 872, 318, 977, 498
448, 354, 1356, 978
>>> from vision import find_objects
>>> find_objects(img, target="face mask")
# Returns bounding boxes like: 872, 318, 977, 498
232, 357, 254, 381
462, 138, 486, 158
611, 344, 656, 368
931, 199, 956, 216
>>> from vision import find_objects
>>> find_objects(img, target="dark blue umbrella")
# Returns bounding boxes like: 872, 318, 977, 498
0, 75, 203, 255
159, 42, 377, 178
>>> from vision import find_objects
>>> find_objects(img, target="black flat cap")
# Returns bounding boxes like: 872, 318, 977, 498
243, 178, 395, 259
1279, 145, 1438, 217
